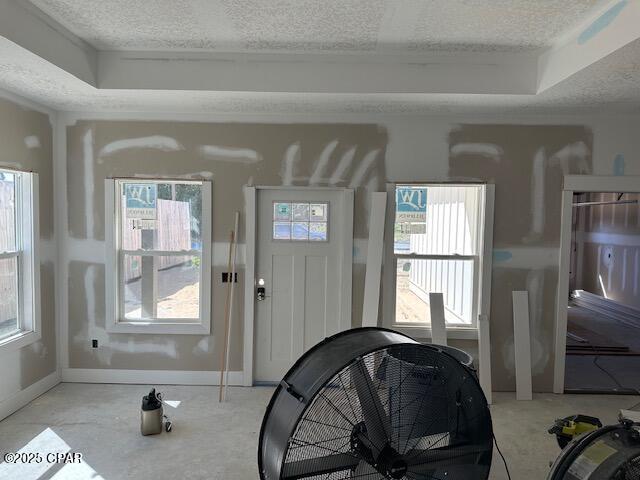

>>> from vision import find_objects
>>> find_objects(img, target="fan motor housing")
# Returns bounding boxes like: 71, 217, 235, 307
548, 421, 640, 480
258, 327, 493, 480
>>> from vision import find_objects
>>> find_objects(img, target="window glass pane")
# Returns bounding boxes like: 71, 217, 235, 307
292, 222, 309, 241
122, 254, 201, 320
0, 256, 19, 339
121, 182, 202, 251
394, 185, 481, 255
273, 222, 291, 240
273, 202, 291, 221
123, 254, 144, 319
157, 255, 200, 319
0, 172, 17, 253
292, 203, 309, 221
310, 203, 327, 222
395, 258, 474, 325
309, 222, 327, 241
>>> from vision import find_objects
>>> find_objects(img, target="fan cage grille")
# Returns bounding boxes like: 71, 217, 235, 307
281, 344, 492, 480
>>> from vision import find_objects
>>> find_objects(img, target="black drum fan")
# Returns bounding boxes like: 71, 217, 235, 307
547, 418, 640, 480
258, 327, 493, 479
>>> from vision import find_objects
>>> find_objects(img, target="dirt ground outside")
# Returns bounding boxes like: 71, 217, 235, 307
124, 261, 200, 319
395, 270, 432, 324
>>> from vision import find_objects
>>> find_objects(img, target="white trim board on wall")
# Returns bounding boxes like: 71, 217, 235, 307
361, 192, 387, 327
553, 175, 640, 394
0, 372, 60, 422
62, 369, 245, 386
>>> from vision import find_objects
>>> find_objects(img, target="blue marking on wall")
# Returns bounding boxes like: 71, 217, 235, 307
493, 250, 513, 263
613, 154, 625, 176
578, 0, 628, 45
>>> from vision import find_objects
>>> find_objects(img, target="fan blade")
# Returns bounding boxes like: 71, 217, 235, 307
353, 460, 379, 477
281, 453, 360, 479
405, 444, 487, 473
350, 360, 391, 452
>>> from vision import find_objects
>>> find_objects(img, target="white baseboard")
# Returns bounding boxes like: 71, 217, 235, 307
0, 371, 61, 422
62, 368, 245, 386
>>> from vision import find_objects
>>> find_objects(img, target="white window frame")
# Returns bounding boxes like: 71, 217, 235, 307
105, 178, 212, 335
0, 169, 41, 353
383, 182, 492, 341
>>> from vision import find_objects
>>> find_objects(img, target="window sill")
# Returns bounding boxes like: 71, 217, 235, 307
106, 321, 210, 335
392, 324, 478, 340
0, 330, 41, 354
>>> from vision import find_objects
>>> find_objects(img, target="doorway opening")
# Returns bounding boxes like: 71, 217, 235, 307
564, 191, 640, 394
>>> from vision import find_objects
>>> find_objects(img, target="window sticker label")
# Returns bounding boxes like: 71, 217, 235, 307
125, 184, 157, 219
567, 440, 618, 479
396, 187, 427, 222
131, 219, 158, 230
310, 204, 327, 222
274, 203, 291, 221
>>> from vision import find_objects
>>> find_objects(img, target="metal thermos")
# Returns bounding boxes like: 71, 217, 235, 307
141, 388, 163, 435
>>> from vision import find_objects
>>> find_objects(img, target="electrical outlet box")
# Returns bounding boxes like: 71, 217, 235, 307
222, 272, 238, 283
92, 339, 98, 348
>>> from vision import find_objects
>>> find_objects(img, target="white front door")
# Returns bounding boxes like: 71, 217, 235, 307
254, 188, 352, 383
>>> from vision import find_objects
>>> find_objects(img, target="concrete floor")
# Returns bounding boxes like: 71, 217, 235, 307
565, 305, 640, 393
0, 383, 637, 479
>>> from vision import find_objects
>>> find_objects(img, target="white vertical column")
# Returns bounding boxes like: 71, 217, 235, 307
429, 292, 447, 346
362, 192, 387, 327
512, 291, 533, 401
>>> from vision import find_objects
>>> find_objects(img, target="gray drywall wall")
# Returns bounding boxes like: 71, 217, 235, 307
448, 124, 593, 392
65, 120, 388, 371
0, 97, 56, 403
62, 113, 640, 392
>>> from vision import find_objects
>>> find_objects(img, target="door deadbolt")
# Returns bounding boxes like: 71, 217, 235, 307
257, 286, 266, 301
257, 278, 267, 301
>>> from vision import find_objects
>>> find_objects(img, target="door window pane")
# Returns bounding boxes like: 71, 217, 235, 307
309, 222, 328, 241
0, 257, 19, 339
273, 202, 291, 221
292, 203, 309, 221
273, 201, 328, 242
273, 222, 292, 240
310, 204, 327, 222
291, 222, 309, 241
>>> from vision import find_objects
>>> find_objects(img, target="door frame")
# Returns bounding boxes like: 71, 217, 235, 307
553, 175, 640, 393
242, 186, 354, 386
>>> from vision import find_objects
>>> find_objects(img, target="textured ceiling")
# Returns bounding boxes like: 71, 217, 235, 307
29, 0, 610, 53
1, 36, 639, 114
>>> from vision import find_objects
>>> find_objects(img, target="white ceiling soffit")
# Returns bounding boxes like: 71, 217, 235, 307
0, 0, 639, 112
